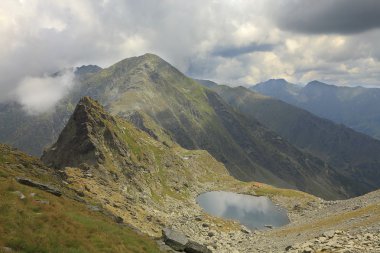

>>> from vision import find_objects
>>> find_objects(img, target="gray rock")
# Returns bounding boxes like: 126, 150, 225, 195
16, 177, 62, 197
202, 223, 209, 228
185, 240, 212, 253
240, 226, 251, 234
87, 205, 102, 212
114, 216, 124, 224
13, 191, 25, 200
302, 247, 313, 253
1, 247, 13, 252
323, 230, 336, 238
35, 199, 50, 205
162, 228, 188, 251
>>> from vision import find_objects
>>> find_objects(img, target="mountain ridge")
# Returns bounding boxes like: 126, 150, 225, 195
202, 82, 380, 196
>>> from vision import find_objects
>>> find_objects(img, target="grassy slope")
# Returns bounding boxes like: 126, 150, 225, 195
0, 144, 161, 253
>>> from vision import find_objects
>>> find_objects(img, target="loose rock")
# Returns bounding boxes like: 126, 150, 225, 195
16, 177, 62, 197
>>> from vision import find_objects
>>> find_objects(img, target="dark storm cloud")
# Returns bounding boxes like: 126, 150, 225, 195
275, 0, 380, 34
212, 43, 275, 58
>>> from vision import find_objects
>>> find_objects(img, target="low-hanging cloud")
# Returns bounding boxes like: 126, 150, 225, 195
14, 70, 75, 115
212, 43, 275, 58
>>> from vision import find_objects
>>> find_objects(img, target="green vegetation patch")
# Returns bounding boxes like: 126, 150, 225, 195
0, 177, 160, 253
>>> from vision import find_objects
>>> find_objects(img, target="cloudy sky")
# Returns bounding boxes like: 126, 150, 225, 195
1, 0, 380, 106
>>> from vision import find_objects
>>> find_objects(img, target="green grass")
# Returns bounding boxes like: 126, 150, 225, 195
0, 145, 159, 253
0, 177, 161, 253
254, 185, 315, 200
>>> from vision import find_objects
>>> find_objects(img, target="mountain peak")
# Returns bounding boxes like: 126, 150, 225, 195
306, 80, 333, 88
76, 96, 105, 113
253, 79, 300, 93
75, 65, 102, 75
41, 96, 125, 169
263, 78, 289, 85
141, 52, 163, 60
269, 78, 288, 83
104, 53, 179, 80
115, 53, 167, 67
73, 96, 116, 128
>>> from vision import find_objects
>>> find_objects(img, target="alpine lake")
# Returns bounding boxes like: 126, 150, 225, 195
197, 191, 289, 230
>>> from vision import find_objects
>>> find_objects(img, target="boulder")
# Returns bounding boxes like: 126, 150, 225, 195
162, 228, 188, 251
240, 226, 251, 234
16, 177, 62, 197
1, 247, 13, 252
322, 230, 336, 239
13, 191, 25, 200
185, 240, 212, 253
114, 216, 124, 224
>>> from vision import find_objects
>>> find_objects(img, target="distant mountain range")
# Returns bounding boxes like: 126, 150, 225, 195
251, 79, 380, 139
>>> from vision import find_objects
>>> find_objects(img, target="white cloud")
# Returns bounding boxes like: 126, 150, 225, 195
14, 70, 75, 115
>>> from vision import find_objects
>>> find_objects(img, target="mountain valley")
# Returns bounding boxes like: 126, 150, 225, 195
199, 81, 380, 197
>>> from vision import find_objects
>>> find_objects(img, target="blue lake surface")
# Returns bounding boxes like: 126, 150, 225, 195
196, 191, 289, 230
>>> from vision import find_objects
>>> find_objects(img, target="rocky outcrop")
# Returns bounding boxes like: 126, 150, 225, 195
185, 240, 212, 253
162, 228, 188, 251
162, 228, 212, 253
41, 96, 129, 169
16, 177, 62, 196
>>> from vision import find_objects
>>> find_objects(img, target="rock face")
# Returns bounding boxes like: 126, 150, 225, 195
16, 177, 62, 196
41, 96, 129, 169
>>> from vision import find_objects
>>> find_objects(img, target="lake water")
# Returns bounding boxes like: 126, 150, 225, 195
196, 191, 289, 230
